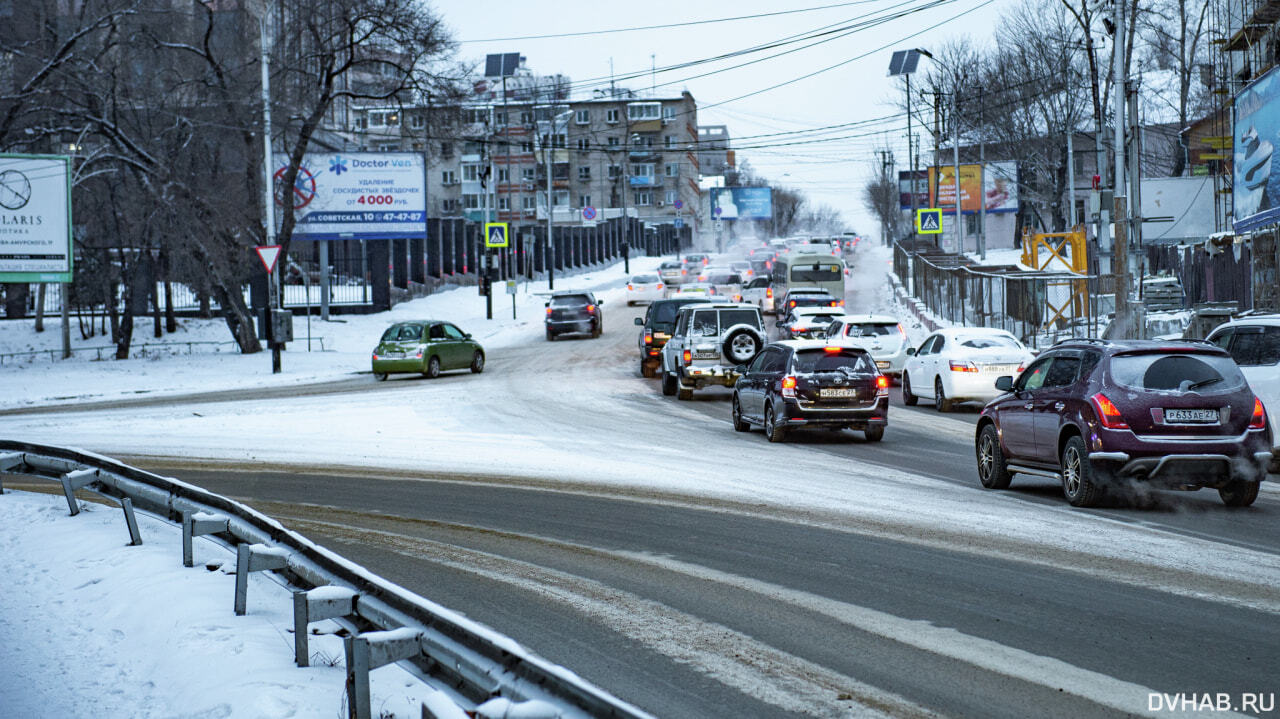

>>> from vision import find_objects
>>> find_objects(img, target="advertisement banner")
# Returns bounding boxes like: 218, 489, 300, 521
926, 162, 1017, 214
274, 152, 426, 240
1234, 66, 1280, 232
898, 170, 929, 210
0, 154, 72, 283
711, 187, 773, 220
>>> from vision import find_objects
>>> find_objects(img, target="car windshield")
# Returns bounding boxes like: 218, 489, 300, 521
790, 264, 842, 282
792, 296, 834, 308
720, 309, 762, 331
690, 309, 719, 336
1110, 352, 1247, 392
792, 348, 875, 374
551, 294, 590, 307
955, 334, 1020, 349
846, 323, 897, 337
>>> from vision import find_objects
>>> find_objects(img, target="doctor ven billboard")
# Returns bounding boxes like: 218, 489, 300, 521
925, 162, 1017, 215
274, 152, 426, 240
711, 187, 773, 220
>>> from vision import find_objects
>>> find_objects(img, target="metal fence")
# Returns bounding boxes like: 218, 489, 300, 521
0, 441, 651, 719
893, 241, 1105, 349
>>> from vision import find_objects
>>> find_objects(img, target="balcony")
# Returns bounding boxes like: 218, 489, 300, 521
629, 176, 657, 187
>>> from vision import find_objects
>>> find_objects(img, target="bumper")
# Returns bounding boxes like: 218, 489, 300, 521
679, 365, 741, 388
1089, 448, 1273, 487
779, 397, 889, 427
546, 319, 596, 331
371, 358, 421, 374
946, 373, 1006, 402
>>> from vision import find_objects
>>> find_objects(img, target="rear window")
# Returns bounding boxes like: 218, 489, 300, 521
791, 296, 835, 308
954, 334, 1020, 349
790, 263, 842, 283
652, 300, 702, 326
631, 275, 658, 284
792, 348, 875, 374
660, 262, 681, 269
551, 294, 590, 307
720, 309, 762, 331
1109, 352, 1247, 392
802, 314, 839, 325
845, 323, 897, 337
707, 273, 741, 284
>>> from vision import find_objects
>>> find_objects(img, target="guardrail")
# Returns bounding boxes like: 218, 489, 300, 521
0, 440, 652, 719
0, 337, 331, 365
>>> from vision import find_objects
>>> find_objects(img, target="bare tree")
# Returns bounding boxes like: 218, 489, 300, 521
863, 157, 900, 243
1139, 0, 1210, 175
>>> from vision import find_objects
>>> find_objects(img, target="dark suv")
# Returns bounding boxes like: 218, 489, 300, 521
634, 297, 714, 378
732, 341, 889, 442
975, 339, 1273, 507
545, 291, 603, 340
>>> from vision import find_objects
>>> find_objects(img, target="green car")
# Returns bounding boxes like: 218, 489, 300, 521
371, 320, 485, 380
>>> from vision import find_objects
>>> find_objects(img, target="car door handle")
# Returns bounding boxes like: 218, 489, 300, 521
1054, 402, 1065, 411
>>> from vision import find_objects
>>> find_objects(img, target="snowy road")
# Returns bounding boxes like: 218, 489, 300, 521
3, 248, 1279, 717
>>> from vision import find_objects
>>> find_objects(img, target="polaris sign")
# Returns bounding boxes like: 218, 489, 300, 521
273, 152, 426, 241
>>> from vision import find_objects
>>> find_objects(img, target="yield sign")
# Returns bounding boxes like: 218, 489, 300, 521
256, 245, 282, 273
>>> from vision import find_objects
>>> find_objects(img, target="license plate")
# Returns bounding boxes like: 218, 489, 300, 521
387, 352, 404, 359
876, 361, 890, 369
820, 388, 856, 398
694, 352, 719, 360
982, 364, 1017, 373
1165, 408, 1219, 423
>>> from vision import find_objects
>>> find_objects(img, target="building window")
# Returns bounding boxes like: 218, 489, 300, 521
662, 105, 677, 122
375, 143, 400, 152
665, 135, 675, 148
463, 194, 481, 209
665, 163, 678, 177
553, 190, 569, 208
576, 138, 590, 151
631, 163, 654, 177
497, 197, 510, 210
462, 164, 480, 182
439, 142, 453, 157
465, 108, 486, 124
608, 164, 621, 178
665, 190, 677, 205
607, 136, 620, 146
410, 114, 425, 129
520, 110, 534, 124
541, 133, 566, 149
354, 116, 368, 130
497, 168, 509, 182
442, 199, 459, 213
633, 191, 652, 206
441, 170, 457, 184
578, 166, 591, 180
370, 110, 399, 127
521, 167, 536, 182
520, 140, 534, 153
628, 103, 660, 122
522, 196, 537, 210
493, 111, 507, 127
606, 108, 619, 124
579, 194, 591, 207
575, 109, 590, 124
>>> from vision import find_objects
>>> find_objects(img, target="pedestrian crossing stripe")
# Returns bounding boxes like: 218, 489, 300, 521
484, 221, 509, 248
916, 208, 943, 234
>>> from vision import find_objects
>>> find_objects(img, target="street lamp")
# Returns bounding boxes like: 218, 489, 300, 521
917, 49, 971, 257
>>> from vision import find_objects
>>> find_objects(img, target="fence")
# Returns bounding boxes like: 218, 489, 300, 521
0, 440, 652, 719
893, 241, 1105, 349
2, 217, 691, 320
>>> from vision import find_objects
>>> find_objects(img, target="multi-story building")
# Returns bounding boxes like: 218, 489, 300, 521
696, 125, 733, 177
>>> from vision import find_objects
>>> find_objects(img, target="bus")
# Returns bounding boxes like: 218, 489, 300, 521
769, 253, 847, 311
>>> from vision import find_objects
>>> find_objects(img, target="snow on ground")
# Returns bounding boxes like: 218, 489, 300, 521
0, 487, 464, 719
0, 256, 662, 410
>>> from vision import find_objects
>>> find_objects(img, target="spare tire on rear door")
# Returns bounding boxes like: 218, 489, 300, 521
722, 325, 764, 364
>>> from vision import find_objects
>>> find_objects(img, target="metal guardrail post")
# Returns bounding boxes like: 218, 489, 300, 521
60, 468, 98, 515
234, 543, 290, 616
183, 511, 231, 567
0, 451, 23, 493
293, 586, 358, 668
344, 628, 425, 719
121, 498, 142, 546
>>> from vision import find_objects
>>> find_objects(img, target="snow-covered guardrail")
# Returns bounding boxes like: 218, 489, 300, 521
0, 440, 653, 719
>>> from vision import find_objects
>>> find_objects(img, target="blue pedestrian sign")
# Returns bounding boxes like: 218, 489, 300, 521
915, 208, 943, 234
673, 217, 684, 229
484, 222, 509, 248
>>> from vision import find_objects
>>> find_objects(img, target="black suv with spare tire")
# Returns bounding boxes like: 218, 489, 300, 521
659, 303, 766, 400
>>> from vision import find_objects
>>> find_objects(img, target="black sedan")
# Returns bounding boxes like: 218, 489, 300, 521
731, 340, 890, 442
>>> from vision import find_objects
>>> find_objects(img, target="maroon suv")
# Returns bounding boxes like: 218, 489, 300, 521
975, 339, 1272, 507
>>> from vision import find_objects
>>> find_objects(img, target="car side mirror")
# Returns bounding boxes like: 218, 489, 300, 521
634, 317, 643, 326
597, 299, 605, 305
775, 320, 785, 328
464, 333, 472, 339
544, 301, 550, 307
995, 376, 1014, 392
906, 347, 916, 356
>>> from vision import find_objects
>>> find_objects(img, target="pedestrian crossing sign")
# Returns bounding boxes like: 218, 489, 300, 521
484, 222, 509, 248
916, 208, 943, 234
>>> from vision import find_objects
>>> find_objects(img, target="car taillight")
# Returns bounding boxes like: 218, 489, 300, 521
545, 307, 552, 315
876, 375, 890, 397
587, 304, 596, 313
1249, 397, 1267, 430
789, 300, 796, 308
644, 333, 652, 345
627, 284, 633, 290
682, 269, 687, 275
1015, 363, 1025, 373
766, 288, 773, 298
371, 354, 379, 360
781, 375, 797, 398
1091, 393, 1129, 430
896, 324, 906, 338
415, 351, 423, 358
948, 360, 978, 372
656, 283, 663, 289
682, 349, 691, 364
823, 346, 842, 353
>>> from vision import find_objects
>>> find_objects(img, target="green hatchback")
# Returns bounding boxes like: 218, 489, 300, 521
371, 320, 485, 380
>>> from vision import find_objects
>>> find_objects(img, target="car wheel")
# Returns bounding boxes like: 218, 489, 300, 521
722, 327, 763, 364
764, 403, 787, 443
677, 384, 693, 401
470, 351, 485, 374
423, 356, 441, 379
934, 377, 953, 412
732, 394, 750, 432
592, 323, 602, 339
1219, 479, 1260, 507
661, 368, 677, 396
373, 371, 388, 382
546, 329, 555, 341
975, 423, 1012, 489
863, 425, 885, 442
1060, 435, 1103, 507
901, 373, 918, 406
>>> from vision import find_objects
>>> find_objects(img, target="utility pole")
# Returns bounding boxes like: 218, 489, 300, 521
1127, 79, 1143, 251
259, 15, 281, 374
977, 85, 986, 260
1112, 0, 1130, 335
951, 79, 964, 254
906, 73, 916, 233
1067, 127, 1076, 226
932, 89, 942, 248
544, 116, 554, 289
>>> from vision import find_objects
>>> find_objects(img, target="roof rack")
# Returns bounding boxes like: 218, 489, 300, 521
1051, 337, 1111, 347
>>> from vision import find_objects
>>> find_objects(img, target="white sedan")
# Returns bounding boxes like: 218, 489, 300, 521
776, 306, 843, 340
626, 274, 666, 305
901, 328, 1033, 411
824, 314, 910, 377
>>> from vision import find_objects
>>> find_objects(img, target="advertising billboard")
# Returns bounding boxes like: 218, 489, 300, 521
711, 187, 773, 220
1234, 66, 1280, 232
926, 162, 1017, 214
0, 154, 72, 283
274, 152, 426, 241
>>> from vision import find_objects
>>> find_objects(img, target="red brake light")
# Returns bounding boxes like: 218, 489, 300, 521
587, 304, 596, 313
781, 375, 797, 398
372, 354, 379, 360
682, 349, 691, 364
1091, 393, 1130, 430
656, 283, 663, 289
897, 324, 906, 338
823, 346, 842, 353
766, 288, 773, 298
876, 375, 890, 389
644, 333, 652, 345
627, 284, 633, 290
1250, 397, 1267, 430
682, 269, 687, 275
949, 360, 978, 373
545, 307, 552, 315
789, 301, 796, 308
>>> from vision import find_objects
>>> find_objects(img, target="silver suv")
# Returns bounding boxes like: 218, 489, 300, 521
661, 303, 766, 400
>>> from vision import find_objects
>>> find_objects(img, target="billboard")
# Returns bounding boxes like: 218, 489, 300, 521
0, 154, 72, 283
274, 152, 426, 241
1234, 66, 1280, 232
898, 170, 928, 210
925, 162, 1017, 214
711, 187, 772, 220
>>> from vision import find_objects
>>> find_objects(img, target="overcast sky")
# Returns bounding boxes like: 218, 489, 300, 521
436, 0, 1015, 236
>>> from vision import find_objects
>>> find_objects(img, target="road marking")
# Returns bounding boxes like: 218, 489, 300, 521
286, 516, 937, 719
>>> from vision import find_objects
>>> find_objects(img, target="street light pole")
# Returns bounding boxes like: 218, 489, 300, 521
951, 78, 964, 254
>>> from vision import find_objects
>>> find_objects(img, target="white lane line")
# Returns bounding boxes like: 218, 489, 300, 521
612, 552, 1250, 719
288, 517, 938, 719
